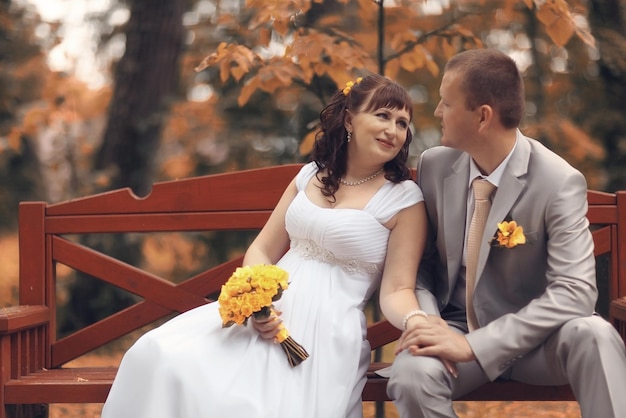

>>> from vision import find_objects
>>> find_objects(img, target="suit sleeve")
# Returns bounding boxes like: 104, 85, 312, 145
414, 151, 444, 315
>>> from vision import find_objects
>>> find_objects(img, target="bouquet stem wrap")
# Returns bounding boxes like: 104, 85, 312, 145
254, 306, 309, 367
218, 264, 309, 367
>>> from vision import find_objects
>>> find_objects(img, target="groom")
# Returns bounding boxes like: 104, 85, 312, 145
387, 48, 626, 417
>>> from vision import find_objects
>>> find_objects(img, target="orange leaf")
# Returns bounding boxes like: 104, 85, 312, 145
231, 66, 247, 82
441, 39, 457, 60
455, 25, 477, 38
195, 42, 228, 73
384, 59, 400, 80
536, 3, 575, 46
263, 61, 297, 86
535, 0, 576, 46
390, 32, 416, 51
259, 27, 271, 46
545, 17, 575, 47
536, 4, 558, 25
220, 60, 230, 83
399, 46, 425, 72
238, 77, 261, 107
425, 58, 440, 78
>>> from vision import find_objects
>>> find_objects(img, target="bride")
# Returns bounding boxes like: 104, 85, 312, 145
101, 73, 427, 418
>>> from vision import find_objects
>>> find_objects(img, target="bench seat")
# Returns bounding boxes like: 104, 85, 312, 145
364, 365, 575, 402
4, 365, 574, 407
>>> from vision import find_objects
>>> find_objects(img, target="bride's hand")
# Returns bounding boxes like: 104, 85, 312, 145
251, 309, 283, 340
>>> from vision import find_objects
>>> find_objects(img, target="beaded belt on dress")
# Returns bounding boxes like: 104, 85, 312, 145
290, 238, 382, 275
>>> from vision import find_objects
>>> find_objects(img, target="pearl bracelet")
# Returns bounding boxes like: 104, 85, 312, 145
402, 309, 428, 330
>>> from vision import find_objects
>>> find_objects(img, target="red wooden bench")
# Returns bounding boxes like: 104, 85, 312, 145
1, 163, 625, 417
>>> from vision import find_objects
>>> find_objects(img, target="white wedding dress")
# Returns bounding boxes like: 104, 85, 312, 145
101, 162, 423, 418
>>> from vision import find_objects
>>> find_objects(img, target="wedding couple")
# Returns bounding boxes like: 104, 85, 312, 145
102, 49, 626, 418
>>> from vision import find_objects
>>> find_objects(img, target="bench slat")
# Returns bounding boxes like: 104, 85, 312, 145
45, 165, 302, 216
53, 236, 209, 311
50, 258, 242, 367
365, 364, 575, 402
5, 368, 116, 404
46, 211, 271, 234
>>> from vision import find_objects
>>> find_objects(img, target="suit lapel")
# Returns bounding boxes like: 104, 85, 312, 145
475, 133, 531, 283
443, 154, 470, 285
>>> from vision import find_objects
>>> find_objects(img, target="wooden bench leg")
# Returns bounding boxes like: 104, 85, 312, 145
5, 404, 48, 418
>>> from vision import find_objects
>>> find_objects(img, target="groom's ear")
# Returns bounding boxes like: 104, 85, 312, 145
477, 105, 494, 131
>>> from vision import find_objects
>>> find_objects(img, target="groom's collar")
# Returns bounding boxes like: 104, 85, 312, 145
467, 131, 519, 189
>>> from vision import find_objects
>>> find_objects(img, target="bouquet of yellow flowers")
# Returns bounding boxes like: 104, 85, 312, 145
218, 264, 309, 367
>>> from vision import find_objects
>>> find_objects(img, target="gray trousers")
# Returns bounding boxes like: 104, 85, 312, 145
387, 315, 626, 418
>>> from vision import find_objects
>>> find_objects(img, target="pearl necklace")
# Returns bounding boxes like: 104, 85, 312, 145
339, 168, 384, 186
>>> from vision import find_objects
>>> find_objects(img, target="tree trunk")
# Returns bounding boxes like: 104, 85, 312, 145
587, 0, 626, 192
95, 0, 186, 196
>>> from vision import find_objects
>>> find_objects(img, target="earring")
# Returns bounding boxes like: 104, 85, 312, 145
347, 131, 352, 143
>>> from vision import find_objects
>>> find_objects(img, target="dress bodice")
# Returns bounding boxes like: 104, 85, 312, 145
285, 162, 423, 279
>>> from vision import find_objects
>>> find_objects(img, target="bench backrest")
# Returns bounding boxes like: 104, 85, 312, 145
17, 164, 626, 368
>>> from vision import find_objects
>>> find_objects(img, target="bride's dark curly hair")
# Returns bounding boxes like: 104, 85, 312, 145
311, 73, 414, 199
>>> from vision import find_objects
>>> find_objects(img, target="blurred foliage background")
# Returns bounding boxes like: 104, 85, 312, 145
2, 1, 624, 416
3, 0, 624, 216
2, 0, 625, 334
1, 0, 624, 338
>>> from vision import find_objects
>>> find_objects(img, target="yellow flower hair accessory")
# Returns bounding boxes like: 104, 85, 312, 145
490, 220, 526, 249
218, 264, 309, 367
342, 77, 363, 96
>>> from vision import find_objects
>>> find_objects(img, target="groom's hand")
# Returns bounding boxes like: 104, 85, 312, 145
401, 317, 475, 363
251, 309, 283, 340
398, 316, 476, 378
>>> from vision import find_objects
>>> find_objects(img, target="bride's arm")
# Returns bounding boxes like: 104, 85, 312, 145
244, 177, 297, 339
378, 201, 427, 330
379, 201, 458, 377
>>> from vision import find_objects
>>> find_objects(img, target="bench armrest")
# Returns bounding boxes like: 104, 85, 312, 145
0, 306, 50, 335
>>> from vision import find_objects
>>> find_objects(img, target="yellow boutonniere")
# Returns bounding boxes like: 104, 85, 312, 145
490, 220, 526, 249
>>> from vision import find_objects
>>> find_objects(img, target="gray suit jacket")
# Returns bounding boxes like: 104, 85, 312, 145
415, 132, 597, 380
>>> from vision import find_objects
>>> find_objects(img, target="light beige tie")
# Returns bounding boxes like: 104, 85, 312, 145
466, 178, 496, 331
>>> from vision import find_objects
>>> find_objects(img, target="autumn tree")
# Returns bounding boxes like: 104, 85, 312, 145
0, 1, 48, 230
192, 0, 613, 191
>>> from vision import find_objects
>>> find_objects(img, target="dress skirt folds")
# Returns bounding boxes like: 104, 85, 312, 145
101, 162, 423, 418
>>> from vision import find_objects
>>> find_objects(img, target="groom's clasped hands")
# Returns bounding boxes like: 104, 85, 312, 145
397, 315, 475, 378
